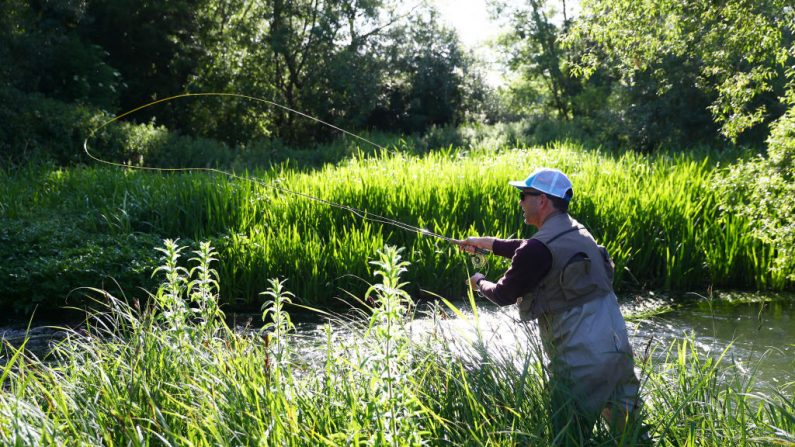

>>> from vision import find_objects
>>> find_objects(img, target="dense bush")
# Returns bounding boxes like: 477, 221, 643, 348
0, 88, 231, 168
0, 88, 102, 164
0, 87, 519, 170
712, 109, 795, 283
0, 216, 161, 314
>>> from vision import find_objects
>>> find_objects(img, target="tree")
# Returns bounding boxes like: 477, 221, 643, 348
0, 0, 119, 109
492, 0, 581, 120
80, 0, 212, 125
187, 0, 410, 144
566, 0, 795, 145
264, 0, 403, 142
368, 9, 482, 133
2, 0, 494, 155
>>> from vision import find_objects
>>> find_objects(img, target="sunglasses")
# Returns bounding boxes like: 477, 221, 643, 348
519, 191, 543, 200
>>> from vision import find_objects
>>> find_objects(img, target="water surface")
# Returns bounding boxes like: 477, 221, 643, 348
3, 295, 794, 389
630, 298, 795, 387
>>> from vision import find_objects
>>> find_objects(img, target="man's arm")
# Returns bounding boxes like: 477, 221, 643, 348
476, 239, 552, 306
459, 237, 524, 260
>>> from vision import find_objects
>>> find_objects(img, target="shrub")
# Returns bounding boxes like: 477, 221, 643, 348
712, 108, 795, 285
0, 217, 161, 314
0, 87, 102, 164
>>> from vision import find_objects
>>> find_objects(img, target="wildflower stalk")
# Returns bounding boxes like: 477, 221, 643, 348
152, 239, 189, 331
260, 278, 295, 367
363, 245, 420, 446
188, 241, 223, 330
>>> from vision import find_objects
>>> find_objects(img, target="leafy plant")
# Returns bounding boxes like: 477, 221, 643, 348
151, 239, 190, 331
260, 277, 295, 366
188, 241, 224, 327
712, 108, 795, 286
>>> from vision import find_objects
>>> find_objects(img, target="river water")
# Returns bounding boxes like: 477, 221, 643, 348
3, 294, 794, 389
290, 293, 795, 390
630, 297, 795, 388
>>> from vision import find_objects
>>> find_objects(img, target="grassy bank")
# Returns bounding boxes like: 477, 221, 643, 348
0, 143, 790, 313
1, 243, 792, 445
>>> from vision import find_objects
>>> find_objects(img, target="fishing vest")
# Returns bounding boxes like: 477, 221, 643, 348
517, 213, 615, 321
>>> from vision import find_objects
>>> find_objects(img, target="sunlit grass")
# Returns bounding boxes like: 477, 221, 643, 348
0, 143, 789, 312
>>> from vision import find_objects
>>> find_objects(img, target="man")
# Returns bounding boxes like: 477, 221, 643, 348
458, 167, 645, 445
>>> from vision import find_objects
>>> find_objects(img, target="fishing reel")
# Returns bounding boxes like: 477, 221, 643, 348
449, 239, 490, 271
468, 247, 490, 271
469, 251, 488, 270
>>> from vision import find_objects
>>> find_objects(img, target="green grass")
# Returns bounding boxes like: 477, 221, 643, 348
1, 241, 792, 445
0, 143, 790, 313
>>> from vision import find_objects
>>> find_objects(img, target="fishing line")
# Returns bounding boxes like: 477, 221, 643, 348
83, 92, 491, 267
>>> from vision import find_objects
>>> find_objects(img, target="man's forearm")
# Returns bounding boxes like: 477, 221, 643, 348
478, 280, 518, 306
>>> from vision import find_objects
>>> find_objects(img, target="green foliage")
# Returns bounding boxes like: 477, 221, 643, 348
151, 239, 191, 330
1, 247, 793, 444
0, 0, 119, 109
360, 245, 421, 444
639, 337, 795, 445
0, 87, 104, 164
0, 215, 161, 314
371, 10, 481, 134
566, 0, 795, 146
493, 0, 580, 120
149, 239, 225, 335
188, 241, 224, 325
0, 88, 230, 167
2, 143, 792, 315
712, 109, 795, 284
180, 0, 490, 143
602, 61, 718, 151
78, 0, 216, 124
260, 277, 295, 364
0, 0, 494, 156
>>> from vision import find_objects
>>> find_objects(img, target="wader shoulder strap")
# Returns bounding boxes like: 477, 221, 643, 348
545, 226, 585, 245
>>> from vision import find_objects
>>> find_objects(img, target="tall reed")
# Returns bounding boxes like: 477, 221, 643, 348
1, 144, 789, 311
1, 241, 792, 445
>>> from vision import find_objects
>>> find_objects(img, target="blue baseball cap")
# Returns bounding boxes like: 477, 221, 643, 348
509, 168, 573, 202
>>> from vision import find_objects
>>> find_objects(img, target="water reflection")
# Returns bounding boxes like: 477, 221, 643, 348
287, 297, 795, 390
3, 296, 794, 388
630, 300, 795, 387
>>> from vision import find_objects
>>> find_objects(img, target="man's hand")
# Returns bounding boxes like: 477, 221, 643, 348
455, 237, 495, 254
468, 272, 486, 291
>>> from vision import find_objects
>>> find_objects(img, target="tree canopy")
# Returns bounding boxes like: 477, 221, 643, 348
568, 0, 794, 143
492, 0, 794, 150
0, 0, 489, 159
2, 0, 794, 159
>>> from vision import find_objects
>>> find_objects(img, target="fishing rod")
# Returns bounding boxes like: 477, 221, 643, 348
83, 92, 491, 267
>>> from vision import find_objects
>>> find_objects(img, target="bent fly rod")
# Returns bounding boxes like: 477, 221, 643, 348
83, 92, 491, 266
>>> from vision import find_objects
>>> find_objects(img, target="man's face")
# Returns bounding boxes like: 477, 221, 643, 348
518, 190, 543, 226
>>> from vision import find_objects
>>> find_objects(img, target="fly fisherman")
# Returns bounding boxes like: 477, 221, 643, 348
458, 168, 647, 445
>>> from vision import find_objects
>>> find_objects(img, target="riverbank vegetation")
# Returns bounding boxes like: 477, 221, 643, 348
2, 139, 792, 315
2, 244, 792, 445
2, 0, 794, 444
2, 0, 793, 317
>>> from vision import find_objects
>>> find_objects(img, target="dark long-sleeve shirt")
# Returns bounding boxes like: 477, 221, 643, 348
478, 238, 552, 306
